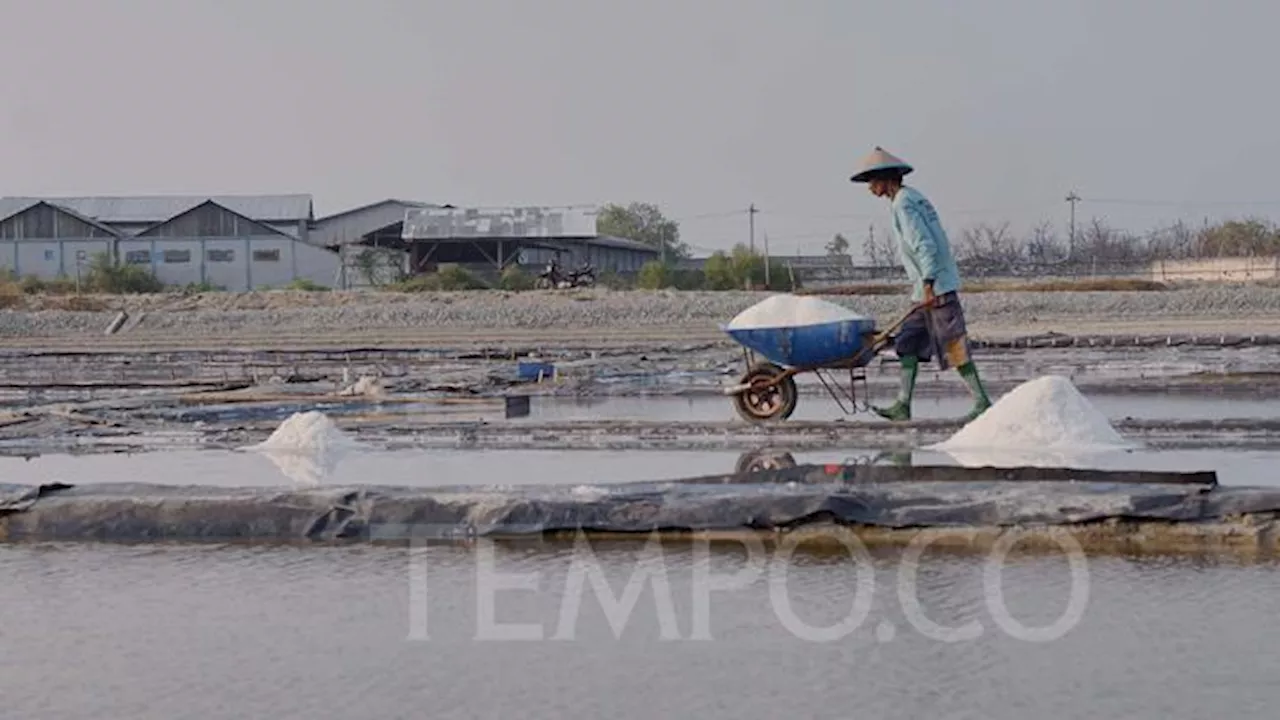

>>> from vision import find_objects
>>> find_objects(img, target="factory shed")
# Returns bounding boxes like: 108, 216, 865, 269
399, 205, 659, 278
310, 199, 443, 287
0, 194, 338, 290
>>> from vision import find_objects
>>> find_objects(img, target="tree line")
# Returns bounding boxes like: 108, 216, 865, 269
598, 201, 1280, 281
860, 217, 1280, 275
596, 202, 793, 290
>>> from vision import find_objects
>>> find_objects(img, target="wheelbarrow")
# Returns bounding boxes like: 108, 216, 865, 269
719, 302, 926, 423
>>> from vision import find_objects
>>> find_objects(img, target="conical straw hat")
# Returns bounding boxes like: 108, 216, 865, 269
850, 146, 913, 183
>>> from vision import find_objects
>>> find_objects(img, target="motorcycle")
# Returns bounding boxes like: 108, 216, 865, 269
537, 260, 595, 289
536, 261, 565, 289
567, 262, 596, 287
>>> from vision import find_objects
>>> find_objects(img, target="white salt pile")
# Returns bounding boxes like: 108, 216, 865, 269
929, 375, 1137, 453
726, 294, 869, 330
251, 410, 357, 453
245, 411, 360, 485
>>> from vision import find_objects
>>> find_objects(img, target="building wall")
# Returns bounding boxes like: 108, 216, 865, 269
1150, 256, 1280, 282
0, 239, 114, 279
265, 220, 308, 240
114, 203, 341, 289
1, 236, 340, 290
116, 236, 341, 290
338, 244, 409, 288
0, 197, 330, 288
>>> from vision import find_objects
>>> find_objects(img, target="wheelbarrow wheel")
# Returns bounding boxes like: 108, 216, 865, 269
732, 362, 798, 423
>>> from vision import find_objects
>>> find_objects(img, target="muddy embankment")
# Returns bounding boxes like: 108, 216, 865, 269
2, 285, 1280, 351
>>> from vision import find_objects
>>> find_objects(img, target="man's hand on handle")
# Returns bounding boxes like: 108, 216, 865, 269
923, 279, 937, 307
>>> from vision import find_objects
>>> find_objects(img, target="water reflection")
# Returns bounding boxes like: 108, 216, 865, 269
934, 446, 1142, 470
726, 444, 1220, 482
732, 447, 915, 476
251, 446, 349, 486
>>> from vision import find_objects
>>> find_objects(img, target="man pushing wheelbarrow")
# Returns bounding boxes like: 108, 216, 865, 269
849, 147, 992, 423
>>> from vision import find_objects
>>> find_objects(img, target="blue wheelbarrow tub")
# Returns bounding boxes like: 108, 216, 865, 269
722, 317, 879, 369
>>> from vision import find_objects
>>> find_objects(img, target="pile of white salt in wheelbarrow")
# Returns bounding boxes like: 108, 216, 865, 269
724, 294, 871, 329
928, 375, 1140, 468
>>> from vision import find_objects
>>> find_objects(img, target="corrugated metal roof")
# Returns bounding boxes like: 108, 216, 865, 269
0, 199, 127, 237
588, 235, 662, 253
313, 198, 438, 223
402, 205, 598, 239
0, 199, 40, 222
0, 194, 314, 224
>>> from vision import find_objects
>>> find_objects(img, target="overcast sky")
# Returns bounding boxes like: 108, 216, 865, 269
2, 0, 1276, 257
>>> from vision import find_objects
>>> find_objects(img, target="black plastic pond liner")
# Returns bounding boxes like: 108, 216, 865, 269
5, 463, 1280, 548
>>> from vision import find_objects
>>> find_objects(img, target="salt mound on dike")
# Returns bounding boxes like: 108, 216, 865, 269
929, 375, 1137, 453
726, 294, 868, 330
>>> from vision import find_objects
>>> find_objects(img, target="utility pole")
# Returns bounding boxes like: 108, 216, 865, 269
1065, 191, 1080, 260
763, 231, 771, 287
748, 204, 758, 253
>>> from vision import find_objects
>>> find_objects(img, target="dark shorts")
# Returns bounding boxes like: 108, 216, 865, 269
893, 291, 972, 370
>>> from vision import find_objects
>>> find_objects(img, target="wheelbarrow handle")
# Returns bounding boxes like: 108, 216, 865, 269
874, 301, 930, 341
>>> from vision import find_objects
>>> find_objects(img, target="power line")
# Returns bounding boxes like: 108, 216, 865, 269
1079, 197, 1280, 207
671, 209, 750, 222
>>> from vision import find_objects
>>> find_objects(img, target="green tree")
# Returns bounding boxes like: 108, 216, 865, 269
702, 251, 738, 290
702, 244, 796, 291
596, 202, 690, 260
636, 260, 671, 289
85, 252, 164, 293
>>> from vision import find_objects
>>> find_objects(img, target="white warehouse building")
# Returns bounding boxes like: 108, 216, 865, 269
0, 194, 345, 291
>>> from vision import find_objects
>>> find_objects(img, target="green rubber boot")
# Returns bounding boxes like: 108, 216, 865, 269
957, 362, 992, 422
873, 355, 918, 422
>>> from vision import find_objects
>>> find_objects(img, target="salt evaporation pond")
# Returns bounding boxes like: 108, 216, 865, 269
6, 379, 1280, 717
3, 541, 1279, 718
2, 376, 1279, 486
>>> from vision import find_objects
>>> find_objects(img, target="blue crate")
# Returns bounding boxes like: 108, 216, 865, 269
723, 317, 878, 368
516, 361, 556, 382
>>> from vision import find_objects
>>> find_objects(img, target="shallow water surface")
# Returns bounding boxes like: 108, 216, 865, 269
0, 446, 1275, 488
527, 392, 1280, 424
2, 543, 1277, 719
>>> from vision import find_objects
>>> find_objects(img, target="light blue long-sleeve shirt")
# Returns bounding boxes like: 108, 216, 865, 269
890, 185, 961, 302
